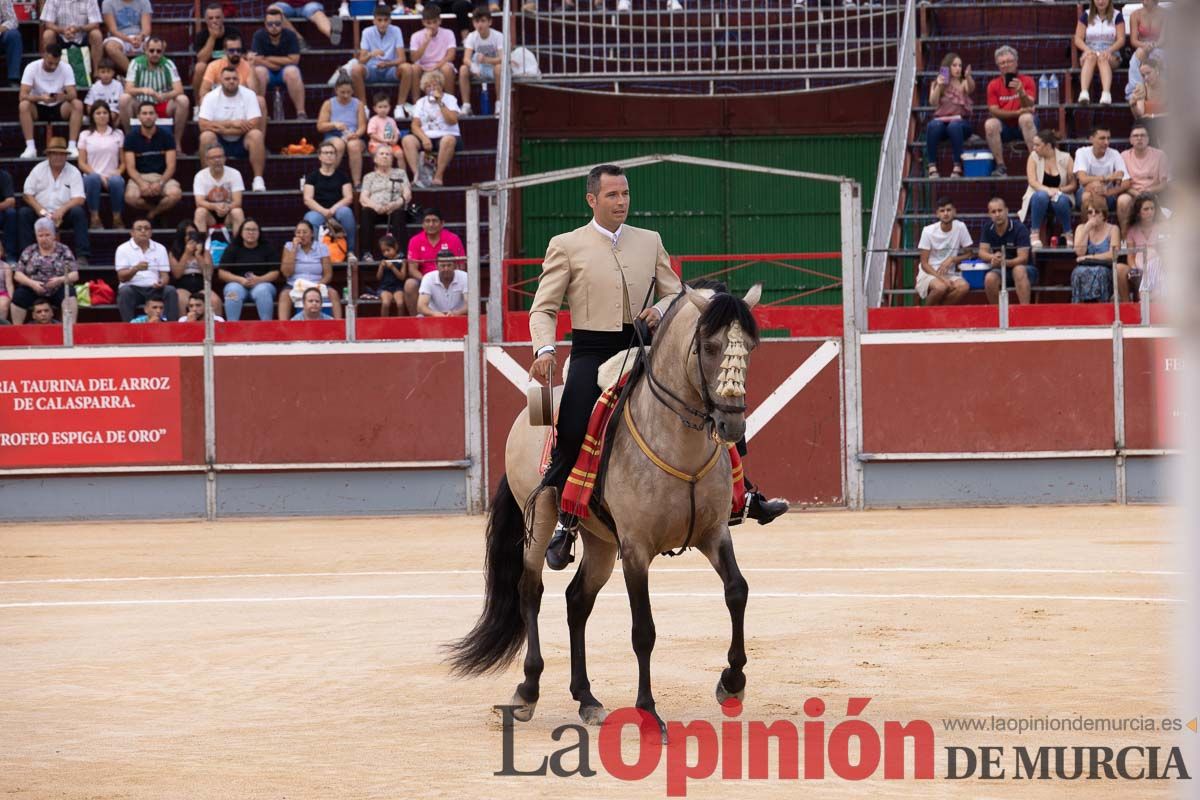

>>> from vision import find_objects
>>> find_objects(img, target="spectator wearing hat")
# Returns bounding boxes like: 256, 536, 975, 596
19, 137, 90, 265
18, 43, 84, 160
115, 217, 178, 321
10, 217, 79, 325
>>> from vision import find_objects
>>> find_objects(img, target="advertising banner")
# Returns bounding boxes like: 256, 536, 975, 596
0, 358, 183, 468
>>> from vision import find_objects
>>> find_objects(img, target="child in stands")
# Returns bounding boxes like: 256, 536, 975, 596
367, 93, 405, 157
84, 59, 122, 119
374, 233, 406, 317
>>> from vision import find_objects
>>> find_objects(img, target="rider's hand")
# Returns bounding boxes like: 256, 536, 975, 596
637, 306, 663, 330
529, 352, 556, 385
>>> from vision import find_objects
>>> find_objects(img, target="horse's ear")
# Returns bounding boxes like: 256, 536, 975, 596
743, 283, 763, 309
686, 286, 711, 313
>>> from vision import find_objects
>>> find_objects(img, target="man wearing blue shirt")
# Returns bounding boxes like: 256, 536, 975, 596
979, 196, 1038, 305
291, 286, 333, 320
350, 5, 411, 112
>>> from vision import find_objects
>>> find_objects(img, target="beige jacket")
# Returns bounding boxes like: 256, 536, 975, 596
529, 222, 683, 353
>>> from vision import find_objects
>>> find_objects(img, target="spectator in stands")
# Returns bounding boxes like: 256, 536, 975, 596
218, 218, 280, 320
458, 7, 503, 117
1125, 0, 1164, 102
193, 143, 246, 236
129, 288, 166, 322
1074, 125, 1130, 218
417, 250, 467, 316
179, 293, 225, 322
78, 101, 127, 230
303, 140, 358, 255
405, 5, 456, 111
40, 0, 104, 73
124, 101, 182, 221
192, 3, 242, 101
1130, 56, 1166, 124
983, 45, 1036, 177
199, 35, 267, 131
374, 233, 405, 316
1119, 124, 1167, 230
29, 296, 60, 324
292, 285, 333, 320
0, 253, 9, 322
100, 0, 151, 73
915, 197, 971, 306
168, 222, 215, 314
19, 138, 90, 266
0, 162, 18, 259
278, 219, 341, 320
0, 0, 20, 89
366, 93, 404, 159
198, 65, 268, 193
351, 5, 410, 112
405, 207, 462, 314
979, 196, 1037, 305
84, 59, 122, 119
1118, 194, 1163, 301
18, 44, 84, 160
269, 0, 343, 47
925, 52, 973, 178
1020, 129, 1076, 248
121, 36, 189, 153
1073, 0, 1124, 106
251, 7, 307, 120
317, 76, 368, 189
402, 71, 461, 188
361, 147, 411, 246
1070, 193, 1118, 303
10, 217, 79, 325
116, 218, 177, 321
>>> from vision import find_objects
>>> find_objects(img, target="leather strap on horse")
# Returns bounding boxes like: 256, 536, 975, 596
622, 400, 721, 557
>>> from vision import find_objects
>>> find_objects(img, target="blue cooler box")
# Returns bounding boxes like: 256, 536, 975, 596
960, 259, 988, 289
349, 0, 374, 15
962, 151, 994, 177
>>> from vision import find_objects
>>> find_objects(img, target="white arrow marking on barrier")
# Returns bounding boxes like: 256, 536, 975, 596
745, 340, 840, 442
486, 346, 536, 392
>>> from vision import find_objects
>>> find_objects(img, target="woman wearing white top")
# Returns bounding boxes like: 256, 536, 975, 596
77, 100, 126, 229
401, 71, 461, 188
1073, 0, 1125, 105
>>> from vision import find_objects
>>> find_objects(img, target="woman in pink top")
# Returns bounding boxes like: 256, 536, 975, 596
926, 52, 974, 178
78, 100, 127, 229
1118, 194, 1164, 301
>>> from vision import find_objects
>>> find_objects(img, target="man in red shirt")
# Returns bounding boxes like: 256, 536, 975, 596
403, 207, 464, 314
984, 45, 1037, 177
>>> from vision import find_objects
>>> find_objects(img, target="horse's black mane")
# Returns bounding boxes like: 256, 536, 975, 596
696, 290, 758, 342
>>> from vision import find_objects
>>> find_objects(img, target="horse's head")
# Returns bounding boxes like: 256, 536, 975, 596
681, 284, 761, 444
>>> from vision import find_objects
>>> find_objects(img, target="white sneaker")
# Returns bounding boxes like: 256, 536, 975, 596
20, 144, 36, 159
404, 102, 416, 116
1099, 91, 1112, 105
461, 101, 473, 116
252, 176, 266, 192
1077, 90, 1090, 105
393, 104, 406, 120
338, 0, 350, 16
667, 0, 682, 9
617, 0, 631, 10
842, 0, 856, 6
67, 143, 78, 158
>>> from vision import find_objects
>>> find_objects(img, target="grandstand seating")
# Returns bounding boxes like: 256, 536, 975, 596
881, 0, 1145, 304
1, 8, 499, 321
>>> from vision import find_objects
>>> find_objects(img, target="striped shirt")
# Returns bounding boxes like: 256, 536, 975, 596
126, 54, 181, 105
40, 0, 102, 43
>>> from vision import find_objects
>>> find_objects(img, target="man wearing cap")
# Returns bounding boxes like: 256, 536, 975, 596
528, 163, 682, 570
18, 137, 90, 266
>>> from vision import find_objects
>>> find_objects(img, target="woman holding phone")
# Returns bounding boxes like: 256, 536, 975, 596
926, 52, 974, 178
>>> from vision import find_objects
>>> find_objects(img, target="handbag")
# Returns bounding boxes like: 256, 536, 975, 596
87, 279, 115, 305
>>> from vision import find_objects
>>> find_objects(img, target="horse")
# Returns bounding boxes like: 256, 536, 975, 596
447, 284, 761, 738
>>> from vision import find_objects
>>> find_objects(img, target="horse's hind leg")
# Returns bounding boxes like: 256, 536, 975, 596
701, 529, 749, 704
566, 531, 617, 726
510, 489, 555, 721
622, 553, 667, 741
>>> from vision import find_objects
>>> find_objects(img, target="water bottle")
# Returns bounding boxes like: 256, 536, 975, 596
1037, 74, 1049, 106
272, 88, 284, 121
1047, 73, 1059, 106
479, 81, 492, 116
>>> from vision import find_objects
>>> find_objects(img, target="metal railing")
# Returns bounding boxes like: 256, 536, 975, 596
864, 0, 916, 308
510, 0, 904, 87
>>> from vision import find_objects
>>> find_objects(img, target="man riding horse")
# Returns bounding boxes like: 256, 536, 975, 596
529, 163, 788, 571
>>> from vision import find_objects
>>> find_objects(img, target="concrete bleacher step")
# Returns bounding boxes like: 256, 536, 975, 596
922, 2, 1078, 36
920, 35, 1073, 70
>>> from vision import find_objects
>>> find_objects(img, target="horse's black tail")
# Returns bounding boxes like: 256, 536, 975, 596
445, 475, 528, 677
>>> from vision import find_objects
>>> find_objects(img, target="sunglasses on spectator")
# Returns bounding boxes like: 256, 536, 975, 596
265, 20, 282, 27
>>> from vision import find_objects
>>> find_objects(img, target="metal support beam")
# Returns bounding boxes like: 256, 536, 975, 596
839, 179, 865, 510
465, 188, 485, 514
488, 192, 503, 342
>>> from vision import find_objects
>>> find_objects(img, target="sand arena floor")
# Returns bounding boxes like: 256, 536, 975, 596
0, 505, 1190, 799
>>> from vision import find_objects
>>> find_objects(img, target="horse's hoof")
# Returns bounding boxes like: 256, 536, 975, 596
508, 691, 537, 722
715, 679, 745, 705
579, 704, 608, 726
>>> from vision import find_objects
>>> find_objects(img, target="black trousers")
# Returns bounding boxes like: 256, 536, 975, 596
361, 207, 406, 246
543, 325, 638, 495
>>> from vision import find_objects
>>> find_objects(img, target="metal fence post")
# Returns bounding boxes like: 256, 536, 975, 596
840, 179, 865, 510
465, 187, 485, 514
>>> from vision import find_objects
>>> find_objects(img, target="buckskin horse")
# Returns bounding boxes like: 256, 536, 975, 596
447, 285, 761, 739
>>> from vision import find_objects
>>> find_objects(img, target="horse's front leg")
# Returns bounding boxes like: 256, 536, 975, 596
701, 530, 748, 704
567, 531, 617, 726
622, 553, 667, 741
